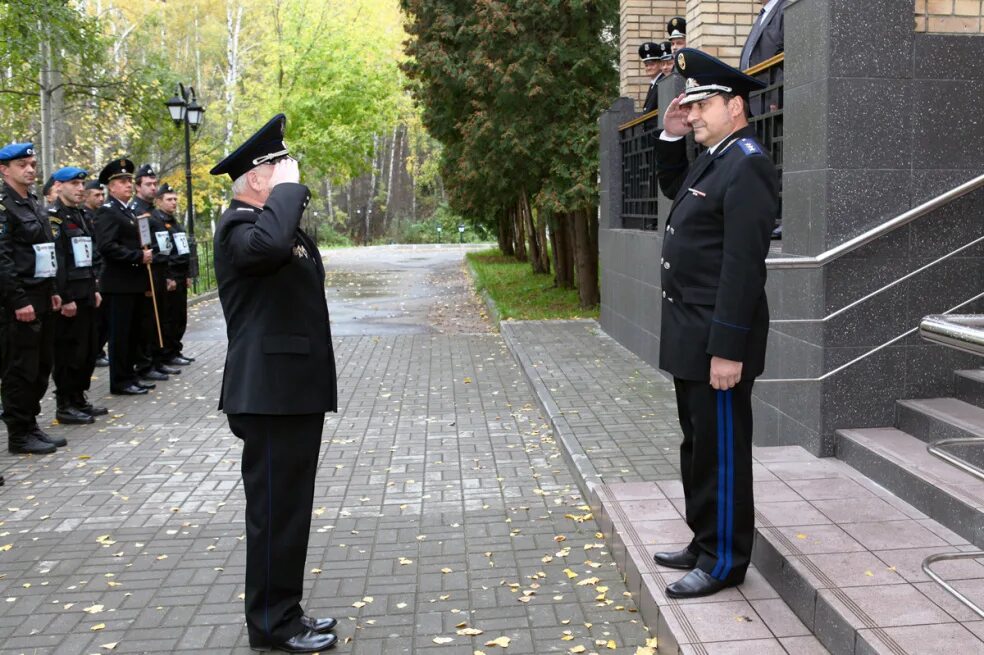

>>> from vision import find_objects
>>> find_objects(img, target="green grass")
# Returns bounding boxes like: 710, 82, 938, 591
466, 248, 599, 321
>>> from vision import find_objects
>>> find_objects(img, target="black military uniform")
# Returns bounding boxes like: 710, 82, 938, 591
0, 143, 64, 454
130, 165, 177, 381
83, 180, 110, 367
652, 50, 776, 598
639, 42, 663, 114
94, 158, 151, 396
154, 183, 193, 365
212, 114, 338, 653
48, 167, 106, 424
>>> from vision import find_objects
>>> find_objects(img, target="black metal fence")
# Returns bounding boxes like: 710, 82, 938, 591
192, 238, 216, 295
617, 55, 784, 231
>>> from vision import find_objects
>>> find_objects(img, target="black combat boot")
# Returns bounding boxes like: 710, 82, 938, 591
56, 395, 94, 426
75, 393, 108, 417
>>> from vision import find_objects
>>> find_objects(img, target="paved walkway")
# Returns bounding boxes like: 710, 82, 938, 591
0, 247, 656, 655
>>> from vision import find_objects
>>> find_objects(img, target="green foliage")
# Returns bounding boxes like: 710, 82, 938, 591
391, 204, 492, 244
466, 249, 599, 321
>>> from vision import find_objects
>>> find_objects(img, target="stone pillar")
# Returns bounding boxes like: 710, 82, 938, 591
620, 0, 687, 109
599, 98, 638, 230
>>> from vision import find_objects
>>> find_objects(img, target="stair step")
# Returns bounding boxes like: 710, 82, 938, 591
896, 397, 984, 444
752, 446, 984, 655
594, 447, 984, 654
837, 427, 984, 549
592, 480, 830, 654
955, 369, 984, 408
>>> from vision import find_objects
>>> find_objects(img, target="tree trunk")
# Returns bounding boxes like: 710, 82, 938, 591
535, 205, 550, 274
326, 178, 335, 223
519, 193, 547, 274
572, 207, 600, 307
512, 206, 527, 261
550, 212, 575, 289
498, 211, 515, 256
385, 125, 401, 231
223, 2, 244, 155
364, 134, 379, 245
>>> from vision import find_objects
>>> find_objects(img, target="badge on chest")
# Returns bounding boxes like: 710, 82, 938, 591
292, 243, 310, 260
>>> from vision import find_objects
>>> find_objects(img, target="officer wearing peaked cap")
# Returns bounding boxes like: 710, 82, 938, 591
651, 49, 777, 600
0, 143, 65, 454
211, 114, 338, 653
668, 16, 687, 52
639, 42, 671, 114
47, 167, 107, 424
94, 157, 154, 396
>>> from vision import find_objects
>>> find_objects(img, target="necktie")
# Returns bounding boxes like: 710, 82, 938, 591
740, 8, 768, 70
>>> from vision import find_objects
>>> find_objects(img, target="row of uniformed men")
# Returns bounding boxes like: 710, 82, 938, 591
0, 144, 194, 457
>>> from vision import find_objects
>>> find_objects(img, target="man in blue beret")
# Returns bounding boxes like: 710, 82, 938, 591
212, 114, 338, 653
651, 49, 777, 599
0, 143, 65, 454
48, 167, 107, 424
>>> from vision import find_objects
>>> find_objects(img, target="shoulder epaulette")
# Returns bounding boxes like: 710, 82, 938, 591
737, 138, 764, 157
49, 215, 63, 224
101, 202, 112, 207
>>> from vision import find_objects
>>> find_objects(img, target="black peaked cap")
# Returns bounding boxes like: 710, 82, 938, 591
674, 48, 766, 105
210, 114, 289, 181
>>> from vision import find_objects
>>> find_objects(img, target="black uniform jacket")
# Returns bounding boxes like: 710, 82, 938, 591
642, 76, 663, 114
656, 125, 777, 381
214, 183, 337, 415
154, 209, 190, 279
131, 198, 170, 283
81, 206, 104, 275
0, 182, 58, 313
49, 200, 98, 305
95, 195, 149, 294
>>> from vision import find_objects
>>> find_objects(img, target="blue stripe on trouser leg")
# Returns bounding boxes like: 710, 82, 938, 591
723, 389, 735, 579
711, 390, 726, 580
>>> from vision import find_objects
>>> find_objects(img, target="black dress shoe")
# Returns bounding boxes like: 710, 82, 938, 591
166, 356, 193, 366
135, 381, 156, 390
139, 370, 169, 381
0, 475, 5, 486
665, 568, 741, 599
300, 615, 337, 633
33, 428, 67, 448
653, 548, 699, 570
78, 402, 109, 417
178, 353, 196, 362
9, 435, 57, 455
56, 407, 95, 425
251, 629, 337, 652
112, 384, 149, 395
94, 355, 110, 367
156, 365, 181, 375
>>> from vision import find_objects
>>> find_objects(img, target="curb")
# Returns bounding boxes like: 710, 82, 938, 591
499, 321, 605, 498
465, 259, 503, 328
188, 289, 219, 307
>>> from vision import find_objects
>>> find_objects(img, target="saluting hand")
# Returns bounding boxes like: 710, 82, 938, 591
710, 356, 742, 391
269, 157, 300, 187
663, 93, 693, 138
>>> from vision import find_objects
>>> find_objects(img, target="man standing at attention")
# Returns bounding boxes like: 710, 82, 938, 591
651, 50, 777, 599
211, 114, 338, 653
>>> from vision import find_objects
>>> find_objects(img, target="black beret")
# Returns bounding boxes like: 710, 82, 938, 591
210, 114, 290, 181
157, 182, 176, 197
84, 180, 104, 191
135, 164, 157, 181
42, 175, 55, 196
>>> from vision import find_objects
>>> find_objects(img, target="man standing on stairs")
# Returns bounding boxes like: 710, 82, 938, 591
651, 49, 777, 599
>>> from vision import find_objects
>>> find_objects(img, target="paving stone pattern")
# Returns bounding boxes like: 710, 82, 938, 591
0, 313, 657, 654
500, 321, 682, 491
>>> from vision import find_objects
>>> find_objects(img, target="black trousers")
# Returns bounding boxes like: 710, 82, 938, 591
162, 283, 188, 359
674, 377, 755, 583
53, 302, 99, 403
1, 306, 55, 439
106, 293, 144, 390
96, 299, 109, 355
136, 285, 166, 374
228, 413, 324, 645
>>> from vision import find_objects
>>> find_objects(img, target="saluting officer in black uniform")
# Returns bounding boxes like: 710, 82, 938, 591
153, 183, 194, 367
651, 49, 777, 599
130, 165, 179, 382
48, 167, 108, 424
94, 158, 153, 396
0, 143, 65, 454
212, 114, 338, 653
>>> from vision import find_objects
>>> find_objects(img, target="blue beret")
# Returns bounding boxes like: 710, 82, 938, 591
0, 142, 36, 162
52, 166, 89, 182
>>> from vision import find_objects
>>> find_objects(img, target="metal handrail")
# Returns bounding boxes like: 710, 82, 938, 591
922, 553, 984, 620
759, 291, 984, 383
927, 437, 984, 481
920, 315, 984, 357
767, 171, 984, 269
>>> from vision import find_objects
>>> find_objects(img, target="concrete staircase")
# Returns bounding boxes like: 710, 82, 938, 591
592, 367, 984, 654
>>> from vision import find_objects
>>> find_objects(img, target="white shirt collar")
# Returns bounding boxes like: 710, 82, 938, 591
760, 0, 781, 23
707, 129, 741, 155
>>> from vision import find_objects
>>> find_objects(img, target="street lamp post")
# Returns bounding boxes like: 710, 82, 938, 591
165, 83, 205, 291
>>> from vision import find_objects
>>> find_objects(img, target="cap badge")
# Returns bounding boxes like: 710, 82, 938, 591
26, 148, 35, 156
678, 53, 687, 71
672, 18, 678, 27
